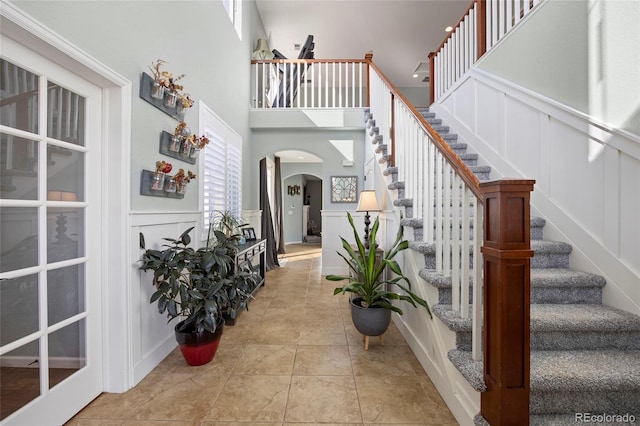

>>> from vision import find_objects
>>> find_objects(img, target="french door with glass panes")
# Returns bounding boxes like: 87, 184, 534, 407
0, 36, 103, 425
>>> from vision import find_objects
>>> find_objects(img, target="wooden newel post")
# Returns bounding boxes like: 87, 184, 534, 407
365, 52, 373, 108
480, 178, 535, 425
428, 51, 436, 105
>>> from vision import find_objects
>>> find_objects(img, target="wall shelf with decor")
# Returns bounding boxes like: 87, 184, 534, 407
139, 72, 187, 120
140, 169, 189, 199
158, 131, 197, 164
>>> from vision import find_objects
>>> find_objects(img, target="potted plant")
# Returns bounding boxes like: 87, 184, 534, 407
139, 226, 257, 366
326, 212, 432, 343
211, 210, 245, 239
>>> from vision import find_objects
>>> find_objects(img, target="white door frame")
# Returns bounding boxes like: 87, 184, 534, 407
1, 1, 132, 395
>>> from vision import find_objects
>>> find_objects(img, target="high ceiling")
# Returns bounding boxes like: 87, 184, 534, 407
254, 0, 472, 89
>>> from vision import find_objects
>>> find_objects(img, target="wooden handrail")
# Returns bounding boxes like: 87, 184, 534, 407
250, 58, 368, 65
366, 58, 483, 201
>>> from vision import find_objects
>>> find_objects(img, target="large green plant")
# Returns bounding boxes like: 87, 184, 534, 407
326, 212, 432, 318
139, 227, 258, 333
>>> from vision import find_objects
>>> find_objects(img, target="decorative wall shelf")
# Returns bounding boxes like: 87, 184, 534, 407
140, 169, 186, 199
158, 131, 197, 164
139, 73, 186, 120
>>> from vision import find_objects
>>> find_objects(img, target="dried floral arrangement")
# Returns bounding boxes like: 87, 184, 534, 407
155, 160, 173, 174
179, 93, 194, 109
185, 134, 210, 150
174, 121, 188, 136
174, 168, 196, 185
149, 59, 186, 94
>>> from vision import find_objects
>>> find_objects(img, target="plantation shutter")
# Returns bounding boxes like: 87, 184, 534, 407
200, 103, 242, 237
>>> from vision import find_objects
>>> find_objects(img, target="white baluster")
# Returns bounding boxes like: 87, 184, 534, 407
452, 173, 461, 311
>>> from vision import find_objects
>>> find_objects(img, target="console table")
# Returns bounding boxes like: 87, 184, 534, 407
227, 239, 266, 325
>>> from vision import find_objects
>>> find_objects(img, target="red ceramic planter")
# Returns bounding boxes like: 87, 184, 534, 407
174, 320, 224, 366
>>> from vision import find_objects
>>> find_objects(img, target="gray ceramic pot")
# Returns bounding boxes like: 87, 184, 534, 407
350, 297, 391, 336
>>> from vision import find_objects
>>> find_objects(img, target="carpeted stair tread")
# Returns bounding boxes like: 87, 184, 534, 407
401, 216, 545, 231
531, 239, 572, 255
433, 303, 640, 334
393, 198, 413, 207
388, 181, 404, 190
421, 268, 605, 290
448, 349, 640, 393
410, 239, 571, 256
448, 350, 486, 392
383, 166, 398, 176
533, 350, 640, 392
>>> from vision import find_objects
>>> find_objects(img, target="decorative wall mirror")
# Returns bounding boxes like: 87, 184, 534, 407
330, 176, 358, 203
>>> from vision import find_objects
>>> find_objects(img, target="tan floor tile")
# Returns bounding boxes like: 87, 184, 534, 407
350, 344, 426, 377
232, 344, 296, 375
285, 376, 362, 423
67, 420, 200, 425
356, 376, 457, 424
298, 323, 348, 346
70, 244, 456, 426
204, 423, 282, 426
81, 372, 225, 421
205, 375, 290, 422
286, 424, 362, 426
293, 345, 353, 375
248, 321, 301, 344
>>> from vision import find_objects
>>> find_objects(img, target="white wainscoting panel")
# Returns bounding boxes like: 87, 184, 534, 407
129, 211, 201, 386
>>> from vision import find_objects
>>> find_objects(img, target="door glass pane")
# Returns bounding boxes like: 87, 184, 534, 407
48, 264, 85, 326
47, 146, 84, 202
48, 319, 85, 389
0, 273, 39, 346
0, 340, 41, 421
46, 84, 85, 146
47, 207, 83, 262
0, 135, 38, 200
0, 59, 39, 134
0, 207, 38, 273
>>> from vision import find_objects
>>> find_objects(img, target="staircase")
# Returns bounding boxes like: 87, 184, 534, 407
367, 107, 640, 424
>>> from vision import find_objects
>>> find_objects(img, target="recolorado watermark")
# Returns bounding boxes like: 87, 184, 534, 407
575, 413, 637, 423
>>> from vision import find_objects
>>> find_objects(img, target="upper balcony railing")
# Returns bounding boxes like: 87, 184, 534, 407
429, 0, 543, 102
250, 59, 368, 109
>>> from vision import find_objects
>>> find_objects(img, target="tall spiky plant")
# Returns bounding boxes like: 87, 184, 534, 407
326, 212, 431, 318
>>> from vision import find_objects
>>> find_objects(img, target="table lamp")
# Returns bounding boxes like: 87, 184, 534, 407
356, 190, 381, 250
48, 190, 77, 244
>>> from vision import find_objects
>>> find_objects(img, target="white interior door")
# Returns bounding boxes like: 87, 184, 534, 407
0, 35, 103, 425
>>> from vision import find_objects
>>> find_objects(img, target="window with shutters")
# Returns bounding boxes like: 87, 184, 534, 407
199, 103, 242, 239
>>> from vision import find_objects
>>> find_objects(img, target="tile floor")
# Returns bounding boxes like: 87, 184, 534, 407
67, 243, 457, 425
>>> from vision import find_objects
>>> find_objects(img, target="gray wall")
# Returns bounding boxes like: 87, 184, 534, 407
282, 174, 303, 243
248, 129, 365, 211
479, 0, 639, 136
478, 0, 589, 113
13, 0, 267, 211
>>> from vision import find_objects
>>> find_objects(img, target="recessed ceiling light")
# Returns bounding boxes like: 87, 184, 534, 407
412, 73, 419, 78
298, 156, 304, 159
445, 26, 453, 32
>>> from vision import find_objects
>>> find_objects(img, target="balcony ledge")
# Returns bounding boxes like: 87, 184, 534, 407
249, 108, 366, 130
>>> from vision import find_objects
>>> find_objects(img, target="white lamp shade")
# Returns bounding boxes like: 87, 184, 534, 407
356, 190, 380, 212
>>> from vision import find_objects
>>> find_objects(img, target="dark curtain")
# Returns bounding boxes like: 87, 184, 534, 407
274, 156, 285, 254
260, 158, 279, 270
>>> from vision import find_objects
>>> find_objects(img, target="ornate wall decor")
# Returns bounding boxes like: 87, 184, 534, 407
330, 176, 357, 203
287, 184, 301, 195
